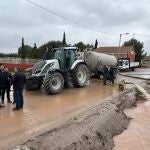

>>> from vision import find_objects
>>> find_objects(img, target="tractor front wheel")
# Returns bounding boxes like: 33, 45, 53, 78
42, 71, 64, 94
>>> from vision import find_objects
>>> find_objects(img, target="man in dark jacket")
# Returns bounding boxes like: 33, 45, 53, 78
12, 68, 26, 110
102, 66, 109, 85
109, 66, 115, 85
0, 64, 7, 104
3, 68, 12, 103
0, 64, 4, 106
42, 47, 49, 60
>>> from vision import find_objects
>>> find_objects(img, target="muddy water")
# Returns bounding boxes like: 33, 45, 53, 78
0, 79, 119, 149
114, 96, 150, 150
121, 68, 150, 80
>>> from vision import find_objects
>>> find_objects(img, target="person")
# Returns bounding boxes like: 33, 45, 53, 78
3, 68, 12, 103
0, 64, 7, 104
42, 47, 49, 60
109, 66, 115, 85
102, 65, 109, 85
0, 64, 3, 103
0, 64, 4, 107
12, 68, 26, 110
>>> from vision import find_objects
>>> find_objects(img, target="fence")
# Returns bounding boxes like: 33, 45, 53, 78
0, 57, 41, 70
0, 57, 40, 65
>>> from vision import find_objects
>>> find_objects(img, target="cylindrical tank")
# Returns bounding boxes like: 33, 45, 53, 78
84, 51, 117, 70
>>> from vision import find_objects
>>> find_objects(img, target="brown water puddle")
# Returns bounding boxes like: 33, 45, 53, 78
0, 79, 118, 149
114, 100, 150, 150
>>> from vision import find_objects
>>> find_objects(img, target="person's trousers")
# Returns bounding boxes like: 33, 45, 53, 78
6, 86, 11, 101
0, 87, 6, 102
13, 89, 24, 109
1, 86, 11, 102
0, 88, 1, 101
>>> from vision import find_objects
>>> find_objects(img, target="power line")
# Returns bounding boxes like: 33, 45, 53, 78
25, 0, 119, 35
135, 33, 150, 38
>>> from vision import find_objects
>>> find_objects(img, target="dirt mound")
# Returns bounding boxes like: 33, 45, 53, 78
20, 90, 138, 150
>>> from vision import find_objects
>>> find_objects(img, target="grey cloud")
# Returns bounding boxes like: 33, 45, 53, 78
0, 0, 150, 54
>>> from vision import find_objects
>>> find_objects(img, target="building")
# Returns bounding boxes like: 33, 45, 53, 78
142, 56, 150, 65
94, 46, 136, 62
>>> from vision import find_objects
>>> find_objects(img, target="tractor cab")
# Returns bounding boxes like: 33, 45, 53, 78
51, 47, 78, 70
30, 47, 78, 77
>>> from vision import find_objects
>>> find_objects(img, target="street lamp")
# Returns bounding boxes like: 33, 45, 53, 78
118, 33, 129, 57
119, 33, 129, 47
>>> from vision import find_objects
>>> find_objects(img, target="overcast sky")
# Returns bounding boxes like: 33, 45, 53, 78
0, 0, 150, 54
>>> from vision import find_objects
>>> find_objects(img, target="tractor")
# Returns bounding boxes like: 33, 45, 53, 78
25, 47, 89, 94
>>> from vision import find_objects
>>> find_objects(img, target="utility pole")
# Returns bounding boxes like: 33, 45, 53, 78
118, 33, 129, 57
118, 34, 122, 58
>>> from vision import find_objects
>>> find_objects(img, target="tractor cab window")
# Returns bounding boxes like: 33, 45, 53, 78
65, 49, 76, 68
53, 48, 65, 69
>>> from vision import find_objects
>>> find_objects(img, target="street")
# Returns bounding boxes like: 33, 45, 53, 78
0, 79, 118, 149
0, 69, 149, 149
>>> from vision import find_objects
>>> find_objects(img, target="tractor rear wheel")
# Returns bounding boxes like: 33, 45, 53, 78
42, 71, 64, 94
72, 64, 89, 87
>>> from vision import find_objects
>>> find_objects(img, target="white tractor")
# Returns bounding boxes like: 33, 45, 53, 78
26, 47, 89, 94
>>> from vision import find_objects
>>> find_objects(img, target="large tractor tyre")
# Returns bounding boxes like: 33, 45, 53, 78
26, 77, 40, 90
72, 64, 89, 88
42, 72, 64, 95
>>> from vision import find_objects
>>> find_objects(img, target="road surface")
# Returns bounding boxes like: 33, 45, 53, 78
0, 69, 149, 149
0, 79, 119, 149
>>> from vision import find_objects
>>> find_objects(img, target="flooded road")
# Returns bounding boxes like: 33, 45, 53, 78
0, 68, 148, 149
120, 68, 150, 80
114, 100, 150, 150
114, 70, 150, 150
0, 79, 119, 149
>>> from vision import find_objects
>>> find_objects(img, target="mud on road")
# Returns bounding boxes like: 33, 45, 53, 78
20, 85, 148, 150
0, 73, 148, 150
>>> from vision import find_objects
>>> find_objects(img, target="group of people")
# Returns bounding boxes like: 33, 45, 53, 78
102, 65, 116, 85
0, 64, 26, 110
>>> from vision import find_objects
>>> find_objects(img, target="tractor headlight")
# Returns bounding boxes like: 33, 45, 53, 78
49, 62, 55, 67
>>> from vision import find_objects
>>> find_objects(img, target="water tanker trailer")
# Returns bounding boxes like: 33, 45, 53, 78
84, 51, 117, 77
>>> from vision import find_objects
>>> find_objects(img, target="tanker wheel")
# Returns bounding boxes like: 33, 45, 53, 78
42, 71, 64, 95
72, 64, 89, 87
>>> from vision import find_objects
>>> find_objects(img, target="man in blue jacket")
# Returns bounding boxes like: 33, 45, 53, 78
12, 68, 26, 110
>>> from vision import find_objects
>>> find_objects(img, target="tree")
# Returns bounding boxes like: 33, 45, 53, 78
38, 41, 62, 59
123, 38, 146, 64
18, 37, 33, 59
30, 43, 39, 59
75, 42, 86, 52
18, 45, 32, 58
94, 39, 98, 49
62, 32, 66, 46
21, 37, 25, 58
0, 53, 18, 58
